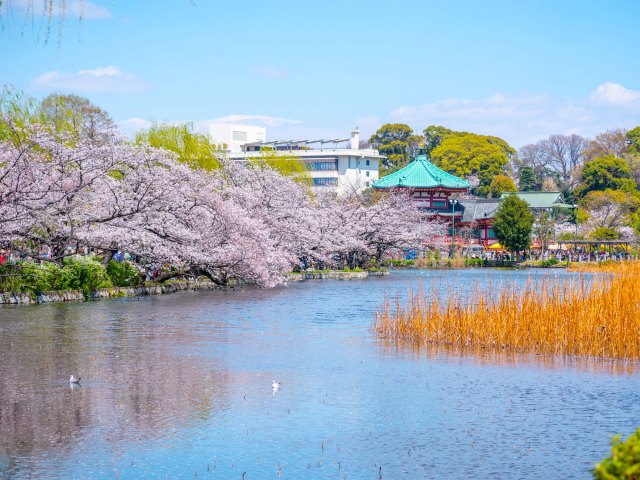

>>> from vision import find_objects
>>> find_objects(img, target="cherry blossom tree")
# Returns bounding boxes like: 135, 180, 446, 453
1, 114, 447, 287
0, 118, 290, 286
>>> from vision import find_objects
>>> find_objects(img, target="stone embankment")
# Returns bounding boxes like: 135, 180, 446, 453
0, 281, 219, 305
1, 271, 390, 305
289, 270, 389, 281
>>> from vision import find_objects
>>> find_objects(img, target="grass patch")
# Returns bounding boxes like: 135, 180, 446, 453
385, 259, 415, 268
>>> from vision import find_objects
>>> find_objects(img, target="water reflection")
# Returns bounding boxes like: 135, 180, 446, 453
376, 338, 640, 375
0, 270, 638, 479
0, 301, 233, 477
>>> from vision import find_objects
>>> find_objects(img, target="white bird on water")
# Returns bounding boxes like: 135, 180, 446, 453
69, 375, 81, 384
272, 380, 281, 390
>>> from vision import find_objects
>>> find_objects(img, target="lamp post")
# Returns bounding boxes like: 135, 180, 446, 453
573, 204, 579, 237
450, 198, 458, 258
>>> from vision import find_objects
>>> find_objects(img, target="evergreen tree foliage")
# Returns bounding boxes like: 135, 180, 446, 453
576, 154, 636, 199
430, 132, 515, 197
493, 195, 533, 254
593, 428, 640, 480
519, 166, 537, 191
368, 124, 422, 174
423, 125, 454, 155
628, 126, 640, 156
488, 174, 517, 198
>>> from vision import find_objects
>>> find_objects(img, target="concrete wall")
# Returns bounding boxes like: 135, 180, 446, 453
337, 154, 379, 194
209, 123, 266, 153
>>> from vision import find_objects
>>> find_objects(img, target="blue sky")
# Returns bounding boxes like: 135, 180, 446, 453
1, 0, 639, 147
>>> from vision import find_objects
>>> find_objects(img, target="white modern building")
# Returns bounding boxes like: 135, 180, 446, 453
209, 123, 266, 153
228, 128, 383, 195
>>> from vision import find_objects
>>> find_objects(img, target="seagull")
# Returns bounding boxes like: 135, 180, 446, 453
69, 375, 81, 384
272, 380, 281, 390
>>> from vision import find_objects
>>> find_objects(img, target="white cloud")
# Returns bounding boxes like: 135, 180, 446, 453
589, 82, 640, 109
30, 65, 148, 93
117, 118, 151, 136
388, 84, 640, 148
200, 114, 300, 129
249, 65, 291, 80
391, 94, 549, 124
7, 0, 112, 19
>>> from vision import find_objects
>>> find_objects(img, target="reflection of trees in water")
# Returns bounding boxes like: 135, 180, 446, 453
376, 338, 640, 375
0, 303, 233, 471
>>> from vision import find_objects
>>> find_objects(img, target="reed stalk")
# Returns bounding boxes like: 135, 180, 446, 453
373, 262, 640, 359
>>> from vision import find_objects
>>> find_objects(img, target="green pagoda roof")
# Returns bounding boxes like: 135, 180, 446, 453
373, 155, 470, 190
500, 191, 574, 209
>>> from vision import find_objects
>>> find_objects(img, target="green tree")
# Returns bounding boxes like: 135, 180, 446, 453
518, 166, 537, 191
369, 123, 422, 174
576, 154, 636, 199
423, 125, 454, 155
493, 195, 534, 255
430, 132, 515, 197
594, 428, 640, 480
0, 89, 114, 147
488, 174, 517, 198
591, 227, 619, 240
135, 122, 223, 171
628, 126, 640, 155
40, 93, 116, 145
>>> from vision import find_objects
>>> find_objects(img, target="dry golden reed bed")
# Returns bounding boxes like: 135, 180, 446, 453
373, 262, 640, 360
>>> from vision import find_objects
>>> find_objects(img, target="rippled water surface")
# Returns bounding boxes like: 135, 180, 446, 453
1, 269, 638, 479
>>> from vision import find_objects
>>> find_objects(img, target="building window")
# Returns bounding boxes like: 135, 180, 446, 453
366, 159, 370, 166
365, 181, 370, 187
366, 170, 370, 177
313, 177, 338, 187
306, 161, 338, 171
487, 229, 496, 239
232, 130, 248, 141
432, 200, 447, 208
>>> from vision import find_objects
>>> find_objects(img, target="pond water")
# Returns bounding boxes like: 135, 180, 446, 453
1, 269, 639, 479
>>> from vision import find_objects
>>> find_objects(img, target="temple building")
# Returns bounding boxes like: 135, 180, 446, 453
500, 191, 573, 212
373, 154, 574, 248
372, 152, 470, 221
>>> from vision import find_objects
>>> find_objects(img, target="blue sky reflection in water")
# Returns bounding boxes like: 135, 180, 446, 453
0, 269, 638, 479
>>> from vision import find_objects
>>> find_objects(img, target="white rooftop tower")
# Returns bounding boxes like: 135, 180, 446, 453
350, 127, 360, 150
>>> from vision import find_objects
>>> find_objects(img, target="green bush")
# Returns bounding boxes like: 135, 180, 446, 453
60, 257, 112, 294
106, 260, 141, 287
21, 261, 61, 291
385, 259, 415, 268
0, 262, 25, 292
0, 257, 113, 295
465, 258, 488, 267
540, 257, 560, 268
594, 428, 640, 479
